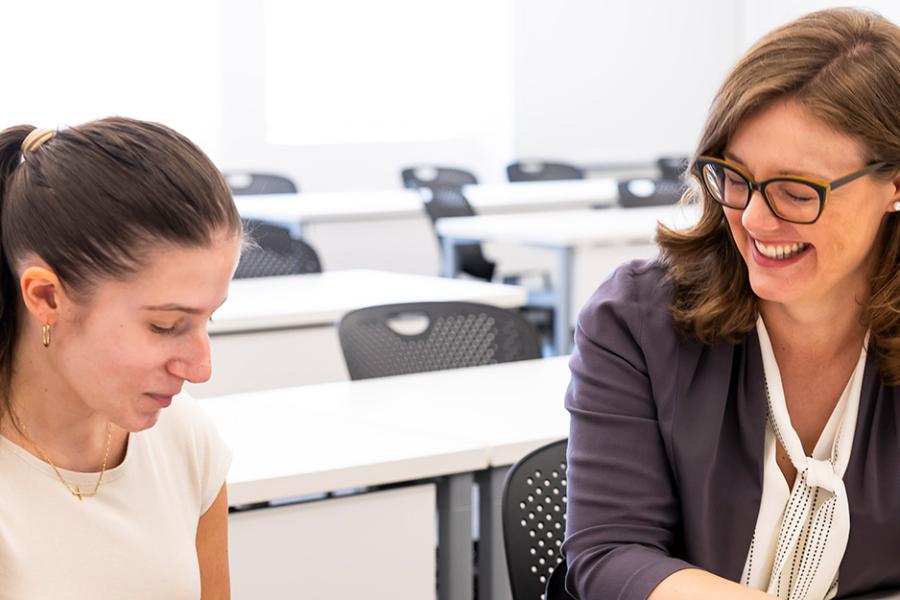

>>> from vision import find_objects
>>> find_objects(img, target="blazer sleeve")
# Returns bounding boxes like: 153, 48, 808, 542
562, 262, 693, 599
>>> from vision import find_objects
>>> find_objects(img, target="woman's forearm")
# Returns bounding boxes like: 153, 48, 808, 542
648, 569, 773, 600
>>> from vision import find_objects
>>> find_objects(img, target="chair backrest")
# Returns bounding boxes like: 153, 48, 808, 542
656, 156, 689, 182
338, 301, 542, 380
543, 560, 575, 600
225, 172, 298, 195
502, 439, 570, 600
418, 185, 496, 281
617, 178, 684, 208
507, 161, 585, 183
401, 166, 479, 189
234, 220, 322, 278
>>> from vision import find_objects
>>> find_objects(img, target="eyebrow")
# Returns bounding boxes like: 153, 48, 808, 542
141, 297, 228, 315
723, 150, 829, 181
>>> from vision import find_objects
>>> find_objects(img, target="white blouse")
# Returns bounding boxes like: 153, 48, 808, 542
741, 318, 867, 600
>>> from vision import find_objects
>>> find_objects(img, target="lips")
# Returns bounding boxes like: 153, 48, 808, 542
146, 393, 175, 408
748, 235, 813, 268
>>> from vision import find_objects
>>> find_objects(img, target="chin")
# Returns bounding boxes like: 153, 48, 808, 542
747, 275, 808, 305
117, 410, 162, 433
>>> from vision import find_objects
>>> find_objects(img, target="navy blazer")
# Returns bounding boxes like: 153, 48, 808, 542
563, 259, 900, 600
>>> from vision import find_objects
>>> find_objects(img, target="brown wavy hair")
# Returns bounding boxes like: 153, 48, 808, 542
656, 8, 900, 382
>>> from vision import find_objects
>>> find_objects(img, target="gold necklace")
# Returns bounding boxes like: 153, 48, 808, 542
13, 413, 113, 501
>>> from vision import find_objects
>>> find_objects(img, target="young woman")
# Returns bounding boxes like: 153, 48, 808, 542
0, 117, 242, 598
564, 8, 900, 600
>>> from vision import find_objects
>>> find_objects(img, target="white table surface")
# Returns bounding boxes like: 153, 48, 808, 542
435, 204, 701, 248
299, 355, 572, 466
234, 178, 617, 226
207, 356, 572, 471
210, 269, 527, 334
201, 392, 488, 505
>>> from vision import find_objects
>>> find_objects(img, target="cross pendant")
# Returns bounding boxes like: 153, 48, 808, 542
74, 488, 83, 501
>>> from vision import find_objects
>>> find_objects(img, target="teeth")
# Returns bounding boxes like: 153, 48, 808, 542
754, 240, 809, 260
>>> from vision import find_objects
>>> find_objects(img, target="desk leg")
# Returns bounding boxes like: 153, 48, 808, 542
441, 237, 461, 278
289, 222, 305, 239
438, 473, 474, 600
555, 247, 574, 354
477, 466, 512, 600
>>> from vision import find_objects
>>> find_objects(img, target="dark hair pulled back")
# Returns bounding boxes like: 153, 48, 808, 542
0, 116, 241, 409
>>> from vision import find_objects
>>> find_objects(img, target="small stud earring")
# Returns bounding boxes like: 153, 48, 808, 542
894, 201, 900, 212
41, 323, 51, 348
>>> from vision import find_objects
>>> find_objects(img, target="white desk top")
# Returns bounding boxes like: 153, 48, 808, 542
201, 393, 488, 504
435, 204, 701, 248
295, 356, 572, 466
234, 179, 617, 226
464, 178, 616, 210
205, 356, 571, 476
211, 269, 527, 334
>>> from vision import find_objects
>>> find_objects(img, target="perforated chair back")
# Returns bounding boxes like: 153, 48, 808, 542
401, 166, 479, 189
507, 161, 585, 183
544, 561, 575, 600
617, 178, 684, 208
502, 439, 570, 600
656, 156, 689, 182
418, 185, 496, 281
225, 172, 298, 195
234, 220, 322, 278
338, 301, 542, 380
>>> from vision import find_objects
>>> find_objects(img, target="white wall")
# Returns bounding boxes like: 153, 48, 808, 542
3, 1, 896, 191
513, 0, 739, 165
511, 1, 900, 169
218, 0, 516, 190
0, 0, 225, 163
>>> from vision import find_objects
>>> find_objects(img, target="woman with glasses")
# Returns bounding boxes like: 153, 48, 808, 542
564, 8, 900, 600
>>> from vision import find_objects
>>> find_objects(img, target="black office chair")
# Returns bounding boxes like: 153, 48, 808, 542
234, 220, 322, 278
416, 184, 556, 343
401, 166, 479, 190
507, 161, 585, 183
502, 439, 574, 600
224, 172, 298, 195
617, 178, 685, 208
419, 184, 497, 280
337, 301, 542, 380
656, 156, 689, 182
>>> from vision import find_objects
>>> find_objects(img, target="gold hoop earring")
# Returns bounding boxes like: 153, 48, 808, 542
42, 324, 51, 348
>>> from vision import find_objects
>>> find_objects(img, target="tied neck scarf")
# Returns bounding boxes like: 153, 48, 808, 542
755, 317, 867, 600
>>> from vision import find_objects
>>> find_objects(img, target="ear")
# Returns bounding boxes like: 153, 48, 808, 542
20, 266, 64, 325
893, 170, 900, 203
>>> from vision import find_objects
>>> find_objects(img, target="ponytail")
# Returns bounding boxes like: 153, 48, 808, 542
0, 125, 34, 414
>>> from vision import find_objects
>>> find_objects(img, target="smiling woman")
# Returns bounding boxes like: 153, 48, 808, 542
0, 118, 242, 599
563, 7, 900, 600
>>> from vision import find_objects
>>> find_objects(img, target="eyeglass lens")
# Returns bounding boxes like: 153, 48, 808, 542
701, 162, 821, 223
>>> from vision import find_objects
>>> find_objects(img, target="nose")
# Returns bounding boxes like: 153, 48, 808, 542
168, 329, 213, 384
741, 188, 781, 233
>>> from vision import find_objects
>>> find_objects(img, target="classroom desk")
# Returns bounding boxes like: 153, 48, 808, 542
233, 179, 618, 276
203, 356, 572, 600
203, 394, 489, 600
233, 179, 618, 237
436, 204, 700, 353
186, 270, 527, 398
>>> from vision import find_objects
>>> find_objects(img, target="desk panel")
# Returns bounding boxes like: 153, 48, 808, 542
230, 485, 436, 600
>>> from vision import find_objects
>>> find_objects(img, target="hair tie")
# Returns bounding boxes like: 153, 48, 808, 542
21, 128, 57, 157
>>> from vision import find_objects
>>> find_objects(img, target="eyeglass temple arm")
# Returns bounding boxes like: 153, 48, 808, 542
830, 162, 888, 190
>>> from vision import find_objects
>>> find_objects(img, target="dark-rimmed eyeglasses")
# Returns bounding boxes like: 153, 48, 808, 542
695, 155, 888, 224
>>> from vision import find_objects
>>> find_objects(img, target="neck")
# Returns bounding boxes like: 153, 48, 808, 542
1, 328, 125, 472
758, 289, 868, 365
